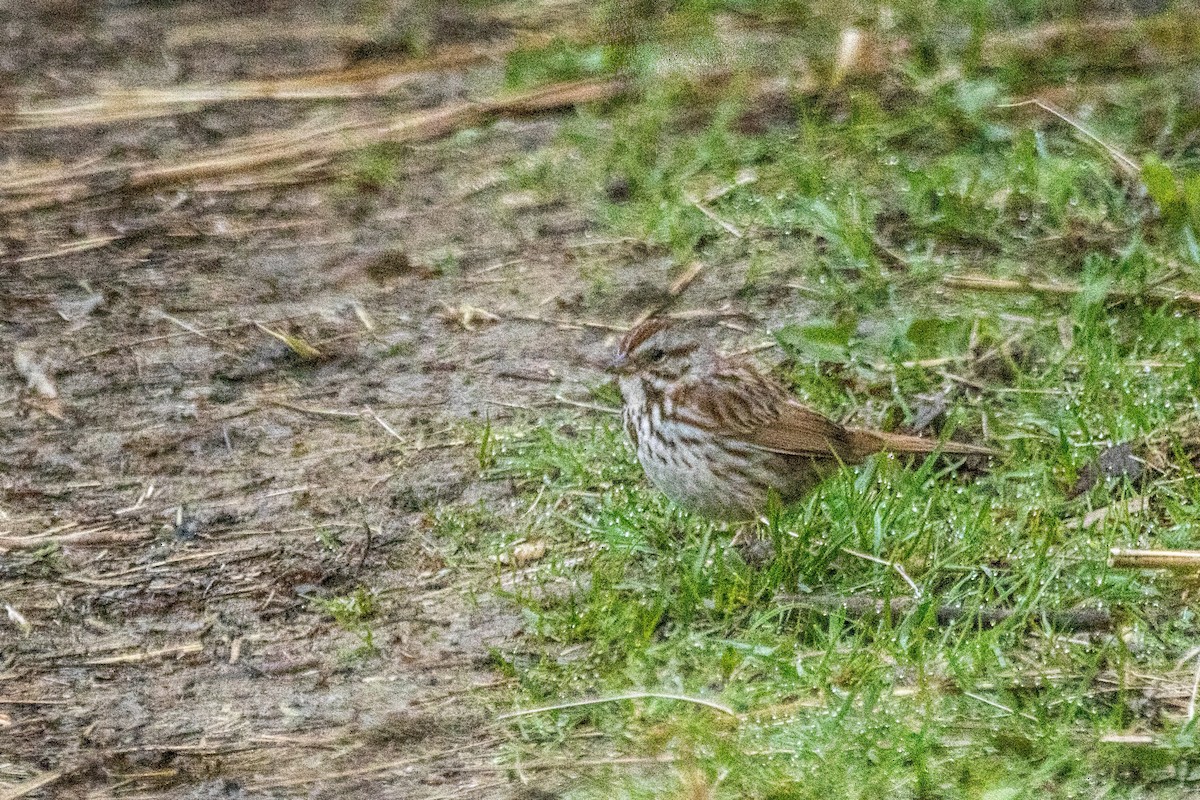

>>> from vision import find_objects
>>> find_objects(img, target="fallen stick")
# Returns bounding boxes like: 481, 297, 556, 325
633, 261, 705, 325
998, 97, 1140, 177
0, 529, 152, 549
778, 593, 1113, 632
1110, 548, 1200, 571
79, 642, 204, 666
0, 769, 69, 800
5, 44, 514, 130
943, 273, 1200, 310
0, 76, 629, 213
497, 690, 736, 720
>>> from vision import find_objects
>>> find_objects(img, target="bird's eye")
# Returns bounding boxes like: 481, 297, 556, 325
648, 348, 667, 363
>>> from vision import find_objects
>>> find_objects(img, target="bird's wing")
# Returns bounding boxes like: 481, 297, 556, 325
671, 369, 853, 459
751, 399, 854, 458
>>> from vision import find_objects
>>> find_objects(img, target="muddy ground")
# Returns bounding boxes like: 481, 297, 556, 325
0, 2, 733, 797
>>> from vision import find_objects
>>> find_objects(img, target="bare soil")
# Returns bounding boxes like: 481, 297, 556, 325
0, 3, 700, 797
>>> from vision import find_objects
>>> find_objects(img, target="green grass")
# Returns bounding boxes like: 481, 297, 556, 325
310, 586, 381, 662
435, 0, 1200, 796
472, 400, 1200, 796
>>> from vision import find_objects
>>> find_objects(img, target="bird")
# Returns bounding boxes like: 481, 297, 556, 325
610, 318, 994, 522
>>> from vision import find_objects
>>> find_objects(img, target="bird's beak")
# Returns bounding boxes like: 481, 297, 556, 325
607, 352, 631, 375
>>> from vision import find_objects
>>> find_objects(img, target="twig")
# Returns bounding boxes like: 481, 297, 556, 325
1100, 733, 1157, 745
840, 547, 921, 597
77, 312, 319, 360
245, 757, 427, 791
166, 19, 376, 47
668, 261, 705, 296
446, 755, 680, 773
114, 482, 156, 515
8, 44, 514, 130
151, 310, 216, 342
1184, 649, 1200, 723
998, 97, 1140, 178
775, 593, 1112, 631
686, 194, 744, 238
665, 309, 750, 322
1110, 549, 1200, 570
0, 770, 68, 800
244, 738, 499, 791
267, 400, 361, 419
0, 698, 73, 705
79, 642, 203, 666
732, 340, 779, 357
12, 235, 121, 263
506, 313, 628, 332
962, 690, 1039, 722
362, 406, 404, 443
350, 301, 376, 332
1, 77, 628, 212
494, 368, 559, 384
701, 168, 758, 203
0, 529, 151, 549
497, 691, 736, 720
107, 743, 261, 756
564, 236, 646, 251
78, 328, 227, 360
483, 399, 547, 412
253, 320, 322, 359
633, 261, 706, 325
943, 273, 1200, 310
86, 544, 262, 580
553, 394, 621, 416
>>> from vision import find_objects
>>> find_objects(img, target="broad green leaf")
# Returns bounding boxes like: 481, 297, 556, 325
775, 320, 853, 363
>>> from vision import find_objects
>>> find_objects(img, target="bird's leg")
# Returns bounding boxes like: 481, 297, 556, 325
728, 520, 775, 568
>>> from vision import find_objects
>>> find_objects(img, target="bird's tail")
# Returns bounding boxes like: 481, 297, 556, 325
846, 428, 997, 461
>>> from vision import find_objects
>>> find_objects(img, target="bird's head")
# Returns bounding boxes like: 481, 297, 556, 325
609, 318, 704, 389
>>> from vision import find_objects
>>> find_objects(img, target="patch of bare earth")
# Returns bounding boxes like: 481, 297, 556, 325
0, 2, 676, 797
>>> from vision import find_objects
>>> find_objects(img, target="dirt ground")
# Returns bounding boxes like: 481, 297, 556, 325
0, 3, 711, 797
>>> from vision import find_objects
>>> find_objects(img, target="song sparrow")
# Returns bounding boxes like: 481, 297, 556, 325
611, 318, 994, 521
